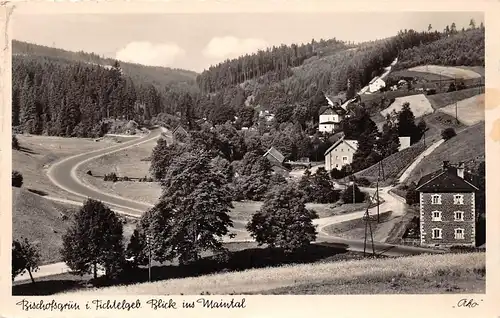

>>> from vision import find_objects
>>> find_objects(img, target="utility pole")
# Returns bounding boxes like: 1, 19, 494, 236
376, 177, 380, 223
146, 234, 152, 282
363, 192, 376, 257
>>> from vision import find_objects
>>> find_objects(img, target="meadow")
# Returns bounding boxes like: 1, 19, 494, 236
63, 252, 485, 295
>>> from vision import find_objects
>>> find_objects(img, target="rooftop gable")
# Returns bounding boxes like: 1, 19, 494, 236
324, 137, 358, 155
263, 146, 285, 163
416, 167, 479, 192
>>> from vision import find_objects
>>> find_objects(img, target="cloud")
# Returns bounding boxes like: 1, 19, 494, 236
202, 36, 269, 60
115, 41, 185, 67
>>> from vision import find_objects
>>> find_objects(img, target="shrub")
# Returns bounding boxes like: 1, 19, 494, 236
104, 172, 118, 182
441, 128, 457, 140
12, 170, 23, 188
12, 135, 20, 150
341, 184, 365, 204
354, 177, 371, 187
405, 182, 419, 205
86, 170, 93, 176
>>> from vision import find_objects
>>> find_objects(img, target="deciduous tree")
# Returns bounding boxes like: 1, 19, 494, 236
246, 183, 318, 253
61, 199, 125, 280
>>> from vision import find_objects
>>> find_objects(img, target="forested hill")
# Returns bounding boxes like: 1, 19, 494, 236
12, 23, 484, 139
13, 40, 198, 89
393, 28, 485, 70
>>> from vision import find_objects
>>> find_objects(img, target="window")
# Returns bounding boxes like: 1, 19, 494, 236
336, 156, 339, 160
431, 211, 442, 221
455, 228, 465, 240
342, 156, 348, 163
454, 211, 464, 221
454, 194, 464, 205
432, 228, 442, 239
431, 194, 442, 204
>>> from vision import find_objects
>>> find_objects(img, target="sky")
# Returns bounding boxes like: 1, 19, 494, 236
12, 11, 484, 73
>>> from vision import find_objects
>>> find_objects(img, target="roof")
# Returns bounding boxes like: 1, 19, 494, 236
173, 125, 188, 134
325, 94, 343, 106
263, 146, 285, 163
416, 166, 479, 193
324, 137, 358, 155
320, 106, 347, 116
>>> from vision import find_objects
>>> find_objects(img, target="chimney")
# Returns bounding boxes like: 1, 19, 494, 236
457, 162, 465, 179
442, 161, 450, 170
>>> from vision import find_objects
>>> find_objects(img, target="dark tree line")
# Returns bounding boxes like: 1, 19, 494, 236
12, 55, 203, 137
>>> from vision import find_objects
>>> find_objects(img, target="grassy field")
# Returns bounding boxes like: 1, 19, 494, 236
12, 187, 78, 264
12, 135, 119, 201
63, 252, 485, 295
12, 187, 138, 265
437, 94, 485, 126
388, 69, 454, 81
322, 211, 392, 239
79, 136, 159, 179
427, 87, 484, 110
404, 122, 485, 185
355, 143, 426, 184
380, 94, 434, 119
408, 65, 482, 79
229, 201, 371, 222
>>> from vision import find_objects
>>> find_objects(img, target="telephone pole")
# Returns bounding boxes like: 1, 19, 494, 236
363, 192, 376, 257
376, 177, 380, 223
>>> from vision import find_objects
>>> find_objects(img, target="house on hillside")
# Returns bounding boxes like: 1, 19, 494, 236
263, 146, 285, 166
325, 94, 343, 107
368, 77, 386, 93
324, 137, 358, 171
172, 125, 189, 142
398, 136, 411, 151
318, 106, 346, 133
263, 146, 290, 176
415, 161, 479, 247
259, 110, 275, 122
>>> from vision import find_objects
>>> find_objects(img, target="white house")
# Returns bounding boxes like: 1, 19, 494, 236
319, 106, 346, 133
368, 77, 386, 93
398, 136, 411, 151
324, 137, 359, 171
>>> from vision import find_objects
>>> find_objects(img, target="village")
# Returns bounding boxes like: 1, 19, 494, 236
10, 14, 485, 296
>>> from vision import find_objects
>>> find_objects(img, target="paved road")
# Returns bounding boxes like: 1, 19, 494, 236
47, 128, 162, 216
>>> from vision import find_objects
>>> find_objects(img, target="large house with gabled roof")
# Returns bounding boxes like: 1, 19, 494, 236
318, 106, 347, 133
324, 136, 358, 171
415, 161, 479, 247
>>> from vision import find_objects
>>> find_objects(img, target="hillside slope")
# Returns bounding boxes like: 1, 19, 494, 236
405, 122, 485, 185
12, 187, 77, 264
13, 40, 198, 88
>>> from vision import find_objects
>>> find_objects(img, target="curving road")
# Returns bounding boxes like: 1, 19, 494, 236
47, 128, 162, 216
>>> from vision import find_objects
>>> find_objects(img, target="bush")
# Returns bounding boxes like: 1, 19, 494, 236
441, 128, 457, 140
103, 172, 118, 182
86, 170, 93, 176
12, 170, 23, 187
405, 182, 419, 205
341, 184, 365, 204
353, 177, 371, 187
12, 135, 20, 150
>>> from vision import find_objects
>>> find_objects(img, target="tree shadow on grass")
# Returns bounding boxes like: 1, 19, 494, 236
11, 243, 350, 295
19, 147, 38, 155
12, 280, 85, 296
27, 188, 48, 196
115, 243, 351, 286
